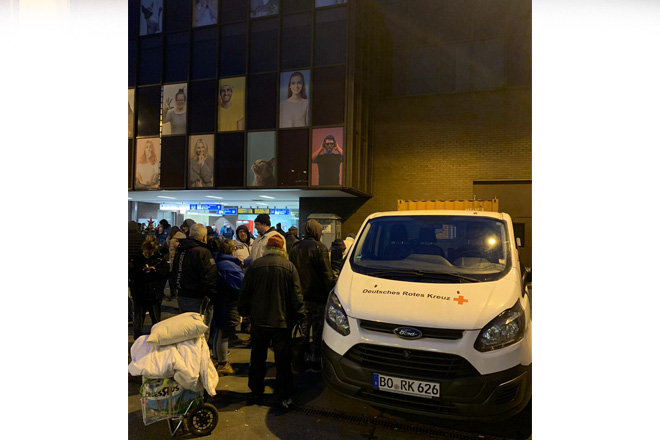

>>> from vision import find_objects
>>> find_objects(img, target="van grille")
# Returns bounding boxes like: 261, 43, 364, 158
344, 344, 479, 379
358, 388, 461, 416
360, 320, 464, 340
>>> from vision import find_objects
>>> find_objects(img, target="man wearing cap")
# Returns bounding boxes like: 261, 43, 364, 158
288, 219, 336, 372
246, 213, 284, 266
180, 218, 197, 237
238, 234, 306, 409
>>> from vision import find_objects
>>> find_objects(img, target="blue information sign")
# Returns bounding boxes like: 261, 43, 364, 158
189, 204, 222, 211
222, 208, 237, 215
270, 209, 290, 215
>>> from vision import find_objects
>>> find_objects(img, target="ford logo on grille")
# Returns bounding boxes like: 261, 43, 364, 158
393, 326, 422, 339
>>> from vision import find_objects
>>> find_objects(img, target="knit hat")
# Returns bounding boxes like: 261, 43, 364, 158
172, 231, 186, 240
254, 213, 271, 226
266, 235, 285, 249
181, 219, 196, 229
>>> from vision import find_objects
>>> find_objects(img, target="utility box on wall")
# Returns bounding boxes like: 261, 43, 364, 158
308, 213, 342, 250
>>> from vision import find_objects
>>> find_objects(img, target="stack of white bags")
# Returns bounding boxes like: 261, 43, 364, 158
128, 312, 219, 396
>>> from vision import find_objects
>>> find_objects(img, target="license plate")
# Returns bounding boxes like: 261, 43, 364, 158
372, 373, 440, 399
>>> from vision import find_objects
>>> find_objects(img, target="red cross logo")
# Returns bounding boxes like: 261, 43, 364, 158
454, 295, 468, 305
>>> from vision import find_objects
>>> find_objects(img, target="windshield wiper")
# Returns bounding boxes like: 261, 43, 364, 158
371, 269, 479, 283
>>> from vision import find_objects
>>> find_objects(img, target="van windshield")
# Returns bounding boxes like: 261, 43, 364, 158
349, 215, 510, 282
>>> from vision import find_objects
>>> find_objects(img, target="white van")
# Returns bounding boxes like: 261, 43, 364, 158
321, 210, 531, 420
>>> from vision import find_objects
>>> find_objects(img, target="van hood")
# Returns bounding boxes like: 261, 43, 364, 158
338, 270, 520, 330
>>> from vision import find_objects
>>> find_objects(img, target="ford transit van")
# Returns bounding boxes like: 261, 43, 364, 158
321, 209, 531, 420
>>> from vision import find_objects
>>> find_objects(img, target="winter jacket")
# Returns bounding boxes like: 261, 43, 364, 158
233, 224, 253, 262
285, 230, 300, 253
171, 238, 217, 301
238, 247, 305, 329
212, 253, 244, 328
129, 252, 169, 302
247, 227, 284, 266
289, 221, 336, 304
128, 230, 144, 261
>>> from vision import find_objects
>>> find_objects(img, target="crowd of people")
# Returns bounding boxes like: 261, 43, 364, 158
128, 213, 354, 409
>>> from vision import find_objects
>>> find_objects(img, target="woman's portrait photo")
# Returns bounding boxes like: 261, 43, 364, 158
279, 70, 310, 128
188, 135, 215, 188
135, 138, 161, 189
140, 0, 163, 36
316, 0, 347, 7
251, 0, 279, 18
311, 127, 343, 186
218, 77, 245, 132
247, 132, 276, 187
128, 89, 135, 138
162, 83, 187, 136
193, 0, 218, 27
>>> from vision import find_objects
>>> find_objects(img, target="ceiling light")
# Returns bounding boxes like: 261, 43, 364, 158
256, 203, 270, 206
259, 195, 275, 199
157, 196, 177, 199
206, 196, 223, 199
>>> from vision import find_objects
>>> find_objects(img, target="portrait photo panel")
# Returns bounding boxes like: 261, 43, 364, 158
251, 0, 280, 18
218, 77, 246, 132
279, 70, 310, 128
189, 135, 215, 188
193, 0, 218, 27
128, 88, 135, 138
316, 0, 347, 7
247, 131, 277, 187
135, 137, 162, 189
311, 127, 343, 186
162, 83, 188, 136
140, 0, 163, 36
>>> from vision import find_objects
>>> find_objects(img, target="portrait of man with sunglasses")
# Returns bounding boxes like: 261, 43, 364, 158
311, 134, 343, 186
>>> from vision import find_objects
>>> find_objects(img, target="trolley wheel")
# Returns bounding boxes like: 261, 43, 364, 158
186, 403, 218, 436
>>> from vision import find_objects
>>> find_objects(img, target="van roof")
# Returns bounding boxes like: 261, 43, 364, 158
366, 210, 506, 220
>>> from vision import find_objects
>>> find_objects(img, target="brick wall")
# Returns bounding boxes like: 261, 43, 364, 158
341, 88, 532, 236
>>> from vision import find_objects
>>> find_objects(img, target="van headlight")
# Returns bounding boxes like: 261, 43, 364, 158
325, 291, 350, 336
474, 301, 525, 352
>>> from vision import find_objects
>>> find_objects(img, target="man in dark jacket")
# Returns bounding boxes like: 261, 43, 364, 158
128, 221, 143, 261
284, 226, 299, 253
238, 235, 305, 408
288, 219, 336, 372
171, 223, 218, 339
129, 240, 169, 340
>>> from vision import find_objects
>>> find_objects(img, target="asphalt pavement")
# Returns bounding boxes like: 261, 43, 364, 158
128, 299, 531, 440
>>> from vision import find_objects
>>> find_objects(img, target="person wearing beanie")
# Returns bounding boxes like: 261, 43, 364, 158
238, 230, 305, 409
246, 213, 284, 266
284, 225, 299, 253
180, 218, 197, 236
288, 219, 336, 373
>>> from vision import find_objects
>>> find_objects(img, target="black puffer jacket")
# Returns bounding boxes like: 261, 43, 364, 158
238, 247, 305, 329
289, 220, 336, 304
129, 252, 169, 301
171, 238, 218, 301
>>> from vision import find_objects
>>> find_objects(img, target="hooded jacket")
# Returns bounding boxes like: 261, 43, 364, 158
171, 238, 217, 301
233, 224, 253, 262
288, 220, 336, 304
238, 247, 305, 329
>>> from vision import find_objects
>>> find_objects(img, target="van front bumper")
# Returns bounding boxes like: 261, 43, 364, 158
321, 341, 531, 421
